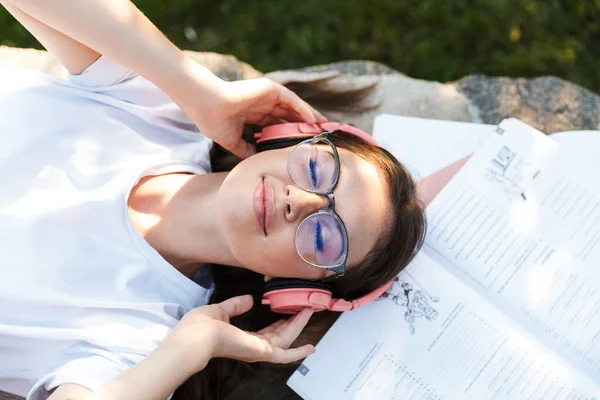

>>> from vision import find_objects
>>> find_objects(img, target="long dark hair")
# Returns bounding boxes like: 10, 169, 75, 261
173, 76, 426, 400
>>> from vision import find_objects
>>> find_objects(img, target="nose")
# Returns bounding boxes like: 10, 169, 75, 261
284, 184, 330, 222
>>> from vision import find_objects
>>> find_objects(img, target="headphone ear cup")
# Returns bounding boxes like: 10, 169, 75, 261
264, 278, 331, 292
256, 137, 307, 153
262, 278, 333, 314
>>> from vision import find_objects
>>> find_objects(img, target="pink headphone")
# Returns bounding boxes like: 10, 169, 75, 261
255, 122, 394, 314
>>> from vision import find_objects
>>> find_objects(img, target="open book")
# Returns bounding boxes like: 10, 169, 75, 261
287, 116, 600, 399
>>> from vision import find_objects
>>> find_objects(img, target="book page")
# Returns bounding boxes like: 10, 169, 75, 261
372, 114, 494, 178
551, 131, 600, 184
288, 252, 599, 400
426, 119, 600, 382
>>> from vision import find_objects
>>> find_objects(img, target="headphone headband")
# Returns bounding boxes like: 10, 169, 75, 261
255, 122, 379, 147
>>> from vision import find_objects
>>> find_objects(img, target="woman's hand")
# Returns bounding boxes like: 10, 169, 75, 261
49, 295, 314, 400
163, 295, 316, 373
187, 76, 328, 159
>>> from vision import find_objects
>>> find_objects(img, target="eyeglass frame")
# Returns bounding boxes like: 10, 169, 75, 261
287, 131, 349, 279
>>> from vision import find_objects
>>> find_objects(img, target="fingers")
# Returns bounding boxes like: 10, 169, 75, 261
270, 106, 306, 123
229, 139, 257, 159
311, 107, 328, 123
270, 344, 316, 364
317, 111, 328, 123
257, 318, 288, 335
255, 115, 288, 126
271, 308, 314, 349
204, 78, 328, 160
212, 307, 316, 365
258, 103, 325, 126
254, 108, 304, 126
218, 325, 315, 364
217, 295, 254, 320
277, 85, 325, 124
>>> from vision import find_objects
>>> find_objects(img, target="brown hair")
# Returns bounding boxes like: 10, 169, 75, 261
173, 77, 426, 400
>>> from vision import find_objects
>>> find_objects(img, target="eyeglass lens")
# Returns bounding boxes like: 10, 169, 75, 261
288, 139, 338, 192
296, 213, 347, 267
289, 138, 347, 268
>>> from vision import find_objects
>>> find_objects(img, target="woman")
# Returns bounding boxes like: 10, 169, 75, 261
0, 1, 426, 400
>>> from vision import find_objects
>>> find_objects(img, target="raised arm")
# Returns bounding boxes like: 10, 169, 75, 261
5, 0, 325, 158
6, 0, 218, 100
48, 339, 211, 400
0, 0, 99, 75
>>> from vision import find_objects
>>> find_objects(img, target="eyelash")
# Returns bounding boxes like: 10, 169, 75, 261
309, 158, 319, 187
308, 146, 322, 188
314, 220, 324, 252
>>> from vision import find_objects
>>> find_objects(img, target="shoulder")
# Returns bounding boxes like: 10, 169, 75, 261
66, 56, 138, 88
48, 383, 91, 400
27, 352, 133, 400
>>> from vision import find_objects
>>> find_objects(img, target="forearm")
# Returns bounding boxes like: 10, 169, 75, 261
9, 0, 224, 111
48, 295, 315, 400
0, 0, 100, 75
85, 341, 210, 400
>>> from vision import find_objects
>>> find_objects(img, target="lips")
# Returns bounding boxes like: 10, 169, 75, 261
253, 176, 275, 235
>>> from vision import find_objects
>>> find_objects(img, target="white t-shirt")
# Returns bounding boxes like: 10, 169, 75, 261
0, 56, 214, 399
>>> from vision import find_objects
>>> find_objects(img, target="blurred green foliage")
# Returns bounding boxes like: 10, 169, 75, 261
2, 0, 600, 91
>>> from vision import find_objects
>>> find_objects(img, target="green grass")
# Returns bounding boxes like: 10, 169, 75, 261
2, 0, 600, 92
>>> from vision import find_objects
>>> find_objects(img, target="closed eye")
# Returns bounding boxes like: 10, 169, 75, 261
309, 157, 318, 188
314, 220, 324, 252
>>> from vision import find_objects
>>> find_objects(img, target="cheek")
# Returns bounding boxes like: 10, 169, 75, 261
242, 230, 298, 272
231, 227, 324, 279
216, 148, 325, 279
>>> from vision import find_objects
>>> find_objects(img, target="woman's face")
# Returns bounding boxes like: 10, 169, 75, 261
217, 144, 390, 280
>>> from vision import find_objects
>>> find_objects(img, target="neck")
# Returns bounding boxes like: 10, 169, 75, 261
128, 172, 240, 277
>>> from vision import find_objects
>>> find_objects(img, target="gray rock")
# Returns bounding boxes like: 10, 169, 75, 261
266, 70, 473, 133
293, 59, 399, 76
0, 45, 66, 77
0, 46, 262, 82
3, 46, 599, 135
183, 50, 262, 81
457, 74, 600, 132
0, 392, 20, 400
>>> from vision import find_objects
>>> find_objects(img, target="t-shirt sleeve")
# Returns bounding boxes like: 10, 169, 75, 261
64, 56, 176, 108
26, 354, 132, 400
27, 351, 175, 400
67, 55, 138, 88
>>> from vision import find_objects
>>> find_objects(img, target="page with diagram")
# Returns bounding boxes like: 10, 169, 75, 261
287, 251, 600, 400
424, 118, 600, 383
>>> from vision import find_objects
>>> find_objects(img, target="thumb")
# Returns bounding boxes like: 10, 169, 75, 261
228, 139, 256, 159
